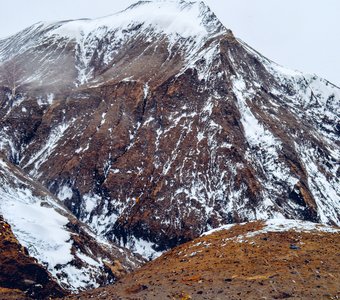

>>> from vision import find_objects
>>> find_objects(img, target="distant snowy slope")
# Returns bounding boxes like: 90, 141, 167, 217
202, 219, 340, 238
0, 154, 143, 292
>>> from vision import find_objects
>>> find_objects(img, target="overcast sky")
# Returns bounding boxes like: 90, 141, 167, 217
0, 0, 339, 85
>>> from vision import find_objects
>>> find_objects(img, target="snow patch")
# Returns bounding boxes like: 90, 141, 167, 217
0, 187, 73, 275
24, 122, 71, 175
127, 236, 163, 260
58, 185, 73, 201
202, 219, 340, 239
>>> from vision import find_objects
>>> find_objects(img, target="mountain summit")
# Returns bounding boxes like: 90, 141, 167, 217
0, 0, 339, 283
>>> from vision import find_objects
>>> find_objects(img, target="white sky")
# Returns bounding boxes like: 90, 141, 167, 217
0, 0, 339, 85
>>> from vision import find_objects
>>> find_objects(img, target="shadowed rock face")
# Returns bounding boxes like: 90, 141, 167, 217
0, 0, 339, 257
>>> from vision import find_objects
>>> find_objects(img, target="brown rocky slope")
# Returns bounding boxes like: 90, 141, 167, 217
65, 220, 340, 300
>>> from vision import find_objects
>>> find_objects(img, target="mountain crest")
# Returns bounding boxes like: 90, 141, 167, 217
48, 0, 226, 40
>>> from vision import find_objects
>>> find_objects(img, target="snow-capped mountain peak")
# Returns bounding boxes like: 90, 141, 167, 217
46, 0, 225, 51
0, 0, 227, 87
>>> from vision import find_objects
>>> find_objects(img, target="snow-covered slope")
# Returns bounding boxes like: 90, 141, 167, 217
0, 155, 143, 292
0, 0, 339, 259
48, 0, 223, 42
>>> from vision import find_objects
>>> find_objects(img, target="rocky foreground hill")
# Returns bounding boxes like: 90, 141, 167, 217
0, 0, 339, 298
64, 220, 340, 300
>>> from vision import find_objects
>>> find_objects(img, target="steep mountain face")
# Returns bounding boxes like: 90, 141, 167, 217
0, 0, 339, 258
0, 154, 143, 294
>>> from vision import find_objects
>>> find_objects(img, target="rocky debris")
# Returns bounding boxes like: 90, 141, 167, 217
64, 220, 340, 300
0, 216, 66, 299
290, 244, 301, 250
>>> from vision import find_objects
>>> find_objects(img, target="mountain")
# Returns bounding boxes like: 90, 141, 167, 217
0, 154, 143, 295
64, 219, 340, 300
0, 0, 339, 261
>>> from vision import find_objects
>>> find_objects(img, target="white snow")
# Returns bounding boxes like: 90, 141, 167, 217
82, 193, 101, 217
49, 1, 217, 44
47, 93, 54, 104
58, 264, 100, 292
263, 219, 340, 233
58, 185, 73, 201
76, 251, 101, 267
143, 83, 149, 99
201, 223, 236, 236
0, 131, 19, 162
0, 170, 74, 277
1, 192, 73, 267
297, 143, 340, 225
202, 219, 340, 239
127, 236, 163, 260
41, 0, 225, 84
197, 131, 205, 142
239, 37, 340, 144
233, 76, 278, 147
100, 112, 107, 126
232, 74, 298, 217
24, 122, 71, 175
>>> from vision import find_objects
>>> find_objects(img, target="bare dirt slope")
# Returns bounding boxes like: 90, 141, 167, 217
65, 221, 340, 300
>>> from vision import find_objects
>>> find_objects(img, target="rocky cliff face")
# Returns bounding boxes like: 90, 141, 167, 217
0, 0, 339, 259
